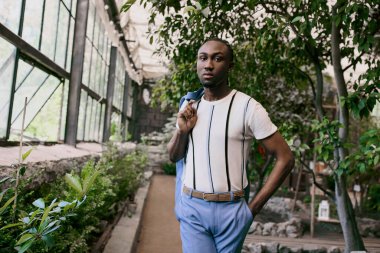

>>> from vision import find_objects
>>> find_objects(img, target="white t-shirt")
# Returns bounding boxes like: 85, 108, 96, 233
179, 89, 277, 193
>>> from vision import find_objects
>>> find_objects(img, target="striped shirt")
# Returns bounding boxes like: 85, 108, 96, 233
180, 89, 277, 193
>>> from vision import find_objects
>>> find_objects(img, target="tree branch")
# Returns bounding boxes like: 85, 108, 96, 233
298, 159, 336, 201
342, 51, 365, 72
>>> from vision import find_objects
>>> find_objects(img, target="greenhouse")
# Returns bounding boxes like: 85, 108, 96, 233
0, 0, 379, 252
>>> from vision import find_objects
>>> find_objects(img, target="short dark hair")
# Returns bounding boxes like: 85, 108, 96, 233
202, 38, 234, 63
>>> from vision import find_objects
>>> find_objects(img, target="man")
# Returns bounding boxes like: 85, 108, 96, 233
167, 38, 294, 253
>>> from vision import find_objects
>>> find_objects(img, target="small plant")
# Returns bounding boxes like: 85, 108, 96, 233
162, 162, 176, 176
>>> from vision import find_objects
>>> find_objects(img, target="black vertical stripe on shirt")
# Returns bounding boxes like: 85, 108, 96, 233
225, 92, 237, 192
190, 132, 196, 189
208, 106, 215, 192
190, 100, 202, 190
241, 98, 252, 189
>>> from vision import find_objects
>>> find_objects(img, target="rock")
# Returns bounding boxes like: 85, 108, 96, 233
357, 218, 380, 238
277, 222, 287, 237
247, 243, 263, 253
327, 246, 341, 253
262, 242, 279, 253
288, 246, 302, 253
286, 225, 299, 238
279, 245, 291, 253
249, 222, 262, 234
303, 244, 327, 253
263, 222, 277, 236
253, 222, 263, 235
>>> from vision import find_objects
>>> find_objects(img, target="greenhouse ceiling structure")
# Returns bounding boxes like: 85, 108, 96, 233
0, 0, 167, 146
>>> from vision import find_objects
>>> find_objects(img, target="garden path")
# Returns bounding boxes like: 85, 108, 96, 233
135, 174, 182, 253
134, 174, 380, 253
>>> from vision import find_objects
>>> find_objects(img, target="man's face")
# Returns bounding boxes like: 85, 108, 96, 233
196, 41, 232, 88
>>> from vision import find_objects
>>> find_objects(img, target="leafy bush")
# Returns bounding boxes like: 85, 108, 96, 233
366, 184, 380, 212
162, 163, 176, 176
0, 146, 147, 253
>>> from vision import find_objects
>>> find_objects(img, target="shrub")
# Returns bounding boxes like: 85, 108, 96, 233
162, 163, 176, 176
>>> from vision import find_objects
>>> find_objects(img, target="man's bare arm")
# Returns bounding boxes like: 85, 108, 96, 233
167, 102, 198, 162
248, 131, 295, 216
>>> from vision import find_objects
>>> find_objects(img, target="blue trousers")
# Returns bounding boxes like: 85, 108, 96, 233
175, 192, 253, 253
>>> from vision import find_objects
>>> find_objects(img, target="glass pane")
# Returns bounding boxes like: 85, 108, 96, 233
86, 2, 95, 40
65, 16, 75, 71
98, 60, 106, 95
94, 51, 101, 93
59, 79, 69, 140
0, 0, 22, 34
92, 101, 100, 141
24, 81, 63, 141
93, 15, 100, 49
0, 39, 16, 138
84, 96, 92, 141
89, 51, 98, 90
12, 65, 49, 123
77, 91, 88, 140
41, 0, 60, 60
99, 104, 104, 142
11, 75, 60, 135
110, 112, 121, 141
55, 2, 69, 68
15, 56, 34, 91
71, 0, 77, 18
82, 39, 92, 86
22, 0, 44, 49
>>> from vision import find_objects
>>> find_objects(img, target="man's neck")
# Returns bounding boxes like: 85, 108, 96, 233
203, 84, 232, 101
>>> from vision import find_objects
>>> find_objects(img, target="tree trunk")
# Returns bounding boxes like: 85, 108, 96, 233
331, 3, 366, 252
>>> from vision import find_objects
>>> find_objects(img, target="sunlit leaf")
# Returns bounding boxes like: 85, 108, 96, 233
0, 195, 16, 215
64, 174, 83, 194
120, 0, 136, 12
16, 234, 34, 246
22, 149, 33, 161
32, 198, 45, 209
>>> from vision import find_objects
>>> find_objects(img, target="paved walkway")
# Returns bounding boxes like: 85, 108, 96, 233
134, 175, 380, 253
135, 175, 182, 253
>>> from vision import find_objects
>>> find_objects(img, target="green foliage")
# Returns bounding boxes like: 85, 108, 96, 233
162, 162, 176, 176
341, 128, 380, 178
0, 145, 147, 252
312, 117, 343, 164
366, 184, 380, 212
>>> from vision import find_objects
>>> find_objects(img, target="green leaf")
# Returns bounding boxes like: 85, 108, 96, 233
0, 176, 12, 184
0, 188, 9, 202
183, 6, 197, 14
149, 36, 153, 45
19, 166, 26, 176
120, 0, 136, 12
292, 16, 302, 23
32, 198, 45, 209
374, 155, 379, 166
194, 1, 202, 10
58, 201, 70, 207
295, 0, 301, 7
22, 217, 30, 224
41, 235, 54, 247
42, 225, 61, 236
0, 222, 24, 230
22, 149, 33, 161
17, 238, 35, 253
40, 199, 58, 229
82, 170, 100, 196
64, 174, 83, 194
0, 195, 15, 215
16, 234, 34, 246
